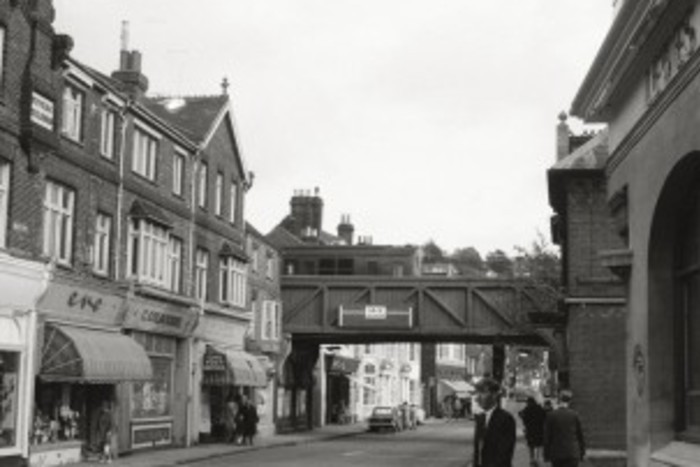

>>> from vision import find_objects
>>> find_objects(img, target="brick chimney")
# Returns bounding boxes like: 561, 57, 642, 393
337, 214, 354, 245
290, 187, 323, 240
111, 21, 149, 99
556, 111, 570, 161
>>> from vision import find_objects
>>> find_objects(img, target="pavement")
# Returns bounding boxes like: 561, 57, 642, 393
73, 418, 532, 467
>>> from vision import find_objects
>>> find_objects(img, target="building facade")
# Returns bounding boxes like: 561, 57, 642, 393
571, 1, 700, 465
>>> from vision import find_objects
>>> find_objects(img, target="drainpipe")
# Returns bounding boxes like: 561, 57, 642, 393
114, 99, 133, 280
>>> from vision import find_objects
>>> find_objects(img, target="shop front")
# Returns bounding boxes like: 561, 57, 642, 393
325, 354, 360, 425
0, 254, 49, 467
192, 311, 267, 444
32, 281, 153, 466
120, 295, 198, 453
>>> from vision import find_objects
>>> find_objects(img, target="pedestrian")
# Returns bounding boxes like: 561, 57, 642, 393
95, 401, 114, 464
453, 396, 462, 420
543, 390, 586, 467
239, 394, 259, 446
519, 396, 546, 466
224, 395, 239, 444
471, 377, 516, 467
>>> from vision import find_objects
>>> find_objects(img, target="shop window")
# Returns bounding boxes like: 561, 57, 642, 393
195, 248, 209, 302
93, 212, 111, 276
219, 256, 246, 307
100, 108, 117, 159
130, 332, 175, 419
172, 150, 185, 196
61, 84, 84, 142
0, 351, 19, 448
43, 180, 75, 265
132, 126, 158, 181
0, 161, 9, 248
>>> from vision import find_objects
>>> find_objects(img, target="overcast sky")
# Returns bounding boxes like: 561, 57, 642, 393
53, 1, 612, 255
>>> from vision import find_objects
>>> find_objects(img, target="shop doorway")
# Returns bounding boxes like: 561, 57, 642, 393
326, 373, 350, 424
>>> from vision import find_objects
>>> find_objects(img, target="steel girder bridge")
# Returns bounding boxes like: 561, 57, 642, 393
281, 275, 564, 352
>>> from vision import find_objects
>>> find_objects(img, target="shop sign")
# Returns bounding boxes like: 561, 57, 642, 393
38, 283, 124, 326
203, 351, 227, 372
123, 298, 198, 337
131, 422, 172, 450
31, 92, 54, 130
338, 305, 413, 329
329, 355, 360, 374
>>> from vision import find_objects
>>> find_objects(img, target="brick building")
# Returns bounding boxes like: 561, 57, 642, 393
0, 2, 269, 464
570, 1, 700, 465
547, 117, 626, 463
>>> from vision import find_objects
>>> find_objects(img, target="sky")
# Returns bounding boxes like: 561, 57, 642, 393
53, 0, 613, 256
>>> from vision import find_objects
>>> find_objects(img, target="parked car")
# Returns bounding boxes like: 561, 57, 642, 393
367, 406, 402, 433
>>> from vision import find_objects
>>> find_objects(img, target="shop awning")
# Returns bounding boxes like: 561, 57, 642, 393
40, 323, 153, 383
328, 355, 361, 374
439, 379, 475, 398
202, 346, 267, 387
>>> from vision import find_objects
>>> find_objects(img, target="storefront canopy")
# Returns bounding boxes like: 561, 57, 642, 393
439, 379, 475, 398
202, 346, 267, 387
40, 323, 153, 383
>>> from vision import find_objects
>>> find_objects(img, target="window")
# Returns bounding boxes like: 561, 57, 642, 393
132, 127, 158, 180
0, 27, 5, 90
195, 248, 209, 302
409, 343, 416, 361
127, 219, 169, 287
100, 109, 117, 159
215, 172, 223, 216
219, 256, 246, 307
0, 351, 19, 448
251, 245, 259, 273
261, 301, 280, 340
229, 182, 237, 223
167, 236, 182, 293
266, 254, 275, 280
198, 162, 208, 208
93, 213, 111, 276
172, 151, 185, 196
61, 84, 84, 141
0, 161, 9, 248
43, 181, 75, 265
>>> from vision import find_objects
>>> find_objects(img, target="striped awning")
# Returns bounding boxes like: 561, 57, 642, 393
40, 323, 153, 383
202, 345, 267, 387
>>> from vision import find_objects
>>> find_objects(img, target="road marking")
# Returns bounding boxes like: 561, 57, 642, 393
342, 451, 365, 456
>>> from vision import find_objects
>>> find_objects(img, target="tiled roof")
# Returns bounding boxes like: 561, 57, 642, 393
266, 224, 305, 249
143, 95, 228, 144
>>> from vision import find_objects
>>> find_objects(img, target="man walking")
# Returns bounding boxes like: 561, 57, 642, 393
472, 378, 516, 467
543, 390, 586, 467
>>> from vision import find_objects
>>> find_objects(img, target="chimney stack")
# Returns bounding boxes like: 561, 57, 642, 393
289, 188, 323, 240
111, 21, 149, 99
337, 214, 354, 245
556, 112, 570, 161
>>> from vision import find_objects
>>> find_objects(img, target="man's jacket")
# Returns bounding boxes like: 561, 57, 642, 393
543, 406, 586, 461
472, 407, 516, 467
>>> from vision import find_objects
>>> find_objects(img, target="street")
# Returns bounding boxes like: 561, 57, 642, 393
187, 421, 475, 467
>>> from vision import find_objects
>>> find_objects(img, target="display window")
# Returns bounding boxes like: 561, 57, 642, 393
130, 332, 175, 419
0, 351, 19, 449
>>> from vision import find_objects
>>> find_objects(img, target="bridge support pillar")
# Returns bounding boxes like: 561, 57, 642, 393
492, 344, 506, 383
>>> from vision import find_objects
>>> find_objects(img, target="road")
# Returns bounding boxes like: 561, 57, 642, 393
187, 420, 474, 467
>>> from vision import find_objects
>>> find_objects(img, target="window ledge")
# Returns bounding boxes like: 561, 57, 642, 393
652, 441, 700, 467
133, 283, 198, 307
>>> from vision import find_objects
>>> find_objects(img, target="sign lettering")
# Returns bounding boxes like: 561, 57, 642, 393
365, 305, 387, 320
67, 290, 103, 313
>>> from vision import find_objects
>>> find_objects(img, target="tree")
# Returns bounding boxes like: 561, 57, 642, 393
422, 239, 445, 263
452, 246, 486, 277
485, 249, 514, 277
513, 232, 561, 288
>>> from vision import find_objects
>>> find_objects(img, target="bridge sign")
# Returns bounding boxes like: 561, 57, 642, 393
338, 305, 412, 329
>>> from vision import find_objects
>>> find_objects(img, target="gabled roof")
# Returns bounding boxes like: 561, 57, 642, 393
266, 224, 305, 249
144, 94, 250, 185
144, 95, 227, 144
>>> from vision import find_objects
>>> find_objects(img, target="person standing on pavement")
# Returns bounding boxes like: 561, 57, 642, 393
543, 390, 586, 467
471, 377, 516, 467
519, 396, 546, 466
239, 394, 259, 446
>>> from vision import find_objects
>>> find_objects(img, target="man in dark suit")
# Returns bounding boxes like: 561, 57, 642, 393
472, 377, 516, 467
543, 390, 586, 467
